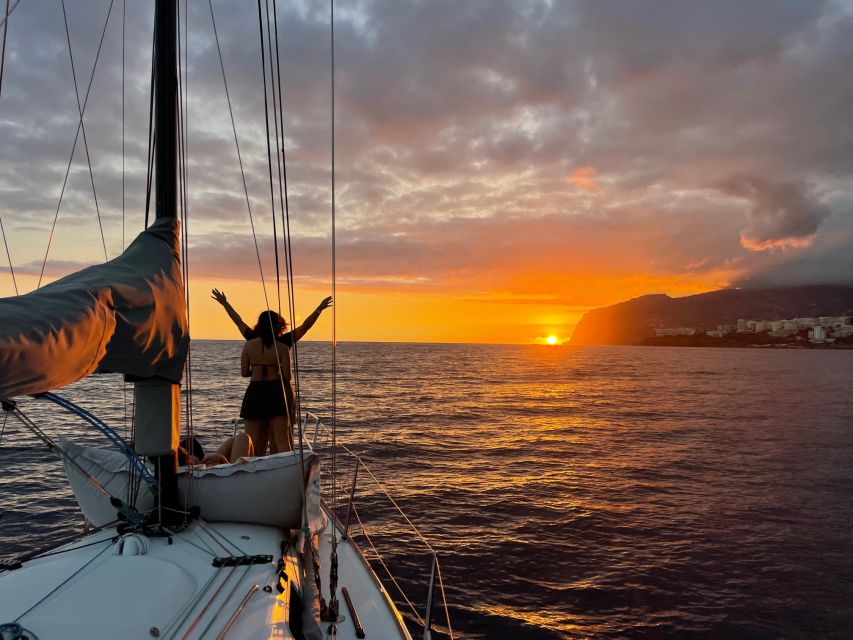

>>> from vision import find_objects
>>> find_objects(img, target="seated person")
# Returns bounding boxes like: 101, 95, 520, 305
177, 432, 254, 467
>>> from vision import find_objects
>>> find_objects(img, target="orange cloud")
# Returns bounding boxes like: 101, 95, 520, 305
568, 166, 599, 192
740, 234, 816, 251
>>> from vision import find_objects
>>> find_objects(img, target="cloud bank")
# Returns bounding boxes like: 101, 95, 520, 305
1, 0, 852, 308
717, 175, 830, 251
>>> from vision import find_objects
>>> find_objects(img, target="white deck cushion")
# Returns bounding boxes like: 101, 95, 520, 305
60, 438, 318, 529
178, 451, 317, 528
60, 437, 156, 527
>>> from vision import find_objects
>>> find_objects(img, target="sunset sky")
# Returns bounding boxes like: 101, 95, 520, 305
1, 1, 852, 343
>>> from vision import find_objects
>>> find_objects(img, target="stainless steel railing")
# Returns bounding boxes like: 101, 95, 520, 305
301, 412, 453, 640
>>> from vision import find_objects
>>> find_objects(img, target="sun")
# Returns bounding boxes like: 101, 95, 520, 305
547, 335, 558, 345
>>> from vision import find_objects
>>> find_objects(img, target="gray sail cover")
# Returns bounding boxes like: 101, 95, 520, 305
0, 218, 189, 398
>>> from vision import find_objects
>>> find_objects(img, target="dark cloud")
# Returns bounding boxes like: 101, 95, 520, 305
2, 0, 852, 298
716, 175, 829, 250
735, 236, 853, 287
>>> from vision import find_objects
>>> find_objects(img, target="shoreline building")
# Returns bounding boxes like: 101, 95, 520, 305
655, 327, 696, 337
809, 326, 827, 343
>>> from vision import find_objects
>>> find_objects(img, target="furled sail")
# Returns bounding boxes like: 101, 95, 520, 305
0, 218, 189, 398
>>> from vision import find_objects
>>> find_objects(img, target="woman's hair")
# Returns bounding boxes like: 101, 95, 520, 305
178, 436, 205, 466
252, 310, 286, 347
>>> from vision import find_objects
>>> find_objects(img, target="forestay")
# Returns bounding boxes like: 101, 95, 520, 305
0, 218, 188, 399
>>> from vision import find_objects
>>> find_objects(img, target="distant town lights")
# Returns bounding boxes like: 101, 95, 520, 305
653, 315, 853, 344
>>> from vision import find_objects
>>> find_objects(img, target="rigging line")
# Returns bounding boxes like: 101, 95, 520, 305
196, 563, 254, 639
0, 409, 8, 448
436, 559, 455, 640
7, 405, 136, 518
0, 0, 18, 31
28, 536, 113, 562
8, 403, 59, 451
128, 395, 139, 506
121, 0, 125, 250
14, 543, 113, 624
267, 0, 309, 530
257, 0, 281, 316
208, 0, 269, 295
123, 379, 129, 497
159, 563, 221, 639
159, 527, 216, 559
269, 5, 306, 490
264, 0, 284, 319
7, 525, 120, 566
0, 215, 18, 294
120, 0, 128, 501
183, 0, 196, 501
176, 0, 196, 511
180, 566, 242, 639
38, 0, 115, 288
207, 0, 305, 496
330, 0, 337, 452
328, 0, 341, 624
0, 0, 9, 100
61, 0, 110, 263
40, 391, 154, 485
314, 422, 438, 551
349, 503, 426, 626
270, 0, 303, 436
144, 23, 156, 229
199, 520, 246, 557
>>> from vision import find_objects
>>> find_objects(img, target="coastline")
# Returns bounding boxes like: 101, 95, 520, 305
636, 334, 853, 349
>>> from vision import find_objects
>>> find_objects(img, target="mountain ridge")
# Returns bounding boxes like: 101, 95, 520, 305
570, 285, 853, 345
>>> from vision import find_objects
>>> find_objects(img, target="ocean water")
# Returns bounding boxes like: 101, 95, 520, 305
2, 342, 853, 639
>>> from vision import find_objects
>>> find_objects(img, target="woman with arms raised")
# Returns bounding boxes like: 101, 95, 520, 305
213, 290, 332, 454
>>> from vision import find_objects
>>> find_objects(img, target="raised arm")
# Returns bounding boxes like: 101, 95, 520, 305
212, 288, 251, 338
290, 296, 333, 343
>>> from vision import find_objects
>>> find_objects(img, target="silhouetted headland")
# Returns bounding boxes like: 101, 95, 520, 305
570, 285, 853, 346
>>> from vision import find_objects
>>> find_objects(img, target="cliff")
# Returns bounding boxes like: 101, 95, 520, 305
570, 285, 853, 345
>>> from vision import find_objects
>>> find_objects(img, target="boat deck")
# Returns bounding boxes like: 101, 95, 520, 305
316, 528, 412, 640
0, 516, 411, 640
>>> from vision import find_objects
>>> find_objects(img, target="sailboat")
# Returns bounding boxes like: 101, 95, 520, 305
0, 2, 450, 638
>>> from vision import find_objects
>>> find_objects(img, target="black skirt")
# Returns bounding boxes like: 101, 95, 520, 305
240, 380, 287, 419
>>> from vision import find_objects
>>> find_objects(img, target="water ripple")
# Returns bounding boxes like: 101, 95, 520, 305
2, 343, 853, 638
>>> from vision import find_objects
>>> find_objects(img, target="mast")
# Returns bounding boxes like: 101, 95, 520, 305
154, 0, 177, 222
135, 0, 181, 523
